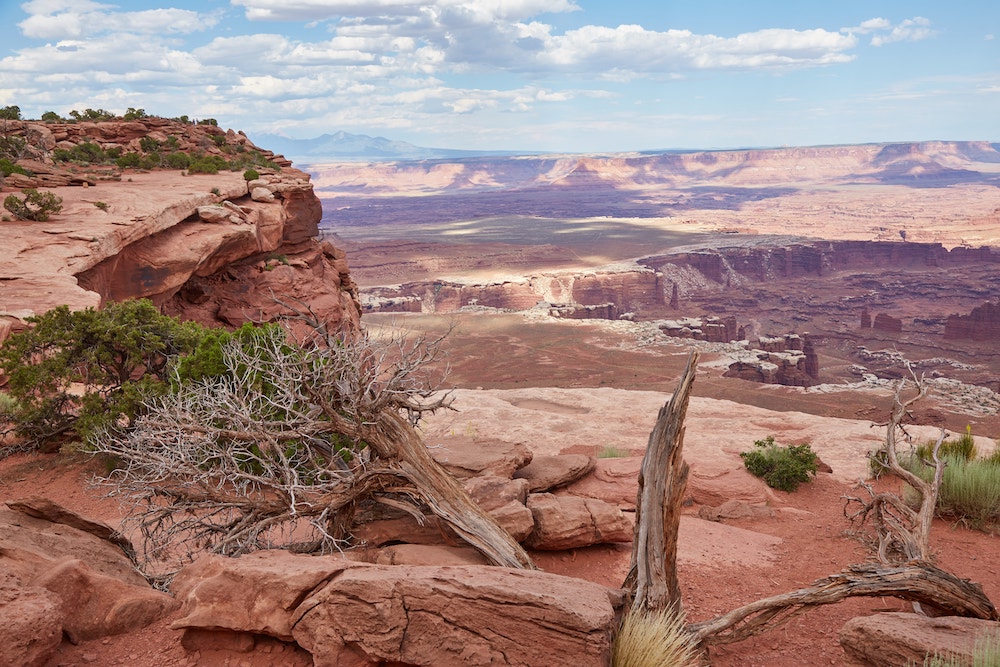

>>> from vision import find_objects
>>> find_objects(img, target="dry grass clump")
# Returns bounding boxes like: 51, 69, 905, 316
612, 608, 699, 667
915, 631, 1000, 666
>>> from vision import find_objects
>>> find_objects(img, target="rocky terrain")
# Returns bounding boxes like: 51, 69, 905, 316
1, 130, 999, 666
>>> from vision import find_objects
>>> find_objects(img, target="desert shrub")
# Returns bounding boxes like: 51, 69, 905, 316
597, 445, 629, 458
0, 105, 21, 120
138, 152, 162, 169
164, 152, 191, 169
40, 111, 63, 122
243, 168, 259, 183
3, 188, 63, 221
122, 107, 147, 121
0, 134, 27, 159
187, 154, 227, 174
68, 108, 115, 122
0, 158, 30, 177
139, 136, 160, 152
94, 201, 109, 211
612, 608, 699, 667
53, 141, 108, 164
740, 436, 818, 492
0, 300, 210, 451
115, 152, 142, 169
915, 425, 977, 462
915, 630, 1000, 666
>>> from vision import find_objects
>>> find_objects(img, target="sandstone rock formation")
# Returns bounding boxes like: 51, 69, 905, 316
0, 117, 361, 341
839, 612, 1000, 667
0, 498, 177, 666
944, 300, 1000, 341
171, 550, 623, 667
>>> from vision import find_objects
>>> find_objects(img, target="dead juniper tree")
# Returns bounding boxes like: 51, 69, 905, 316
90, 308, 533, 580
844, 367, 945, 563
624, 356, 996, 654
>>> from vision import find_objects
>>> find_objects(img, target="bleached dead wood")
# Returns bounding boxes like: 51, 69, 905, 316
688, 562, 997, 645
624, 350, 698, 614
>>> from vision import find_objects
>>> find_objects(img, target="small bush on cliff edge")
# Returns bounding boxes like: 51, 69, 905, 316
740, 436, 818, 492
3, 188, 63, 221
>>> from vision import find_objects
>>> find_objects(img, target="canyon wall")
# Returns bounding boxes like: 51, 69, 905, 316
0, 118, 361, 339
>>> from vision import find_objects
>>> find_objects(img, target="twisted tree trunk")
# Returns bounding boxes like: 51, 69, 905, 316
624, 351, 698, 614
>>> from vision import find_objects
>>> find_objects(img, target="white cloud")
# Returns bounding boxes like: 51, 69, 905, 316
18, 1, 216, 39
871, 19, 933, 46
231, 0, 579, 22
852, 17, 935, 47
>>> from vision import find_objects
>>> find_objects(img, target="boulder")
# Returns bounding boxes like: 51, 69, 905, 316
33, 558, 178, 642
172, 551, 622, 667
564, 456, 641, 510
292, 564, 622, 667
250, 186, 276, 202
197, 204, 240, 224
171, 551, 355, 641
839, 612, 1000, 667
686, 465, 777, 506
430, 440, 533, 479
525, 493, 632, 550
462, 475, 535, 541
0, 567, 63, 667
513, 454, 596, 492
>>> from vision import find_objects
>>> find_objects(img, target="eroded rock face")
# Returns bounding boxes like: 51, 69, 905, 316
945, 300, 1000, 341
0, 117, 361, 340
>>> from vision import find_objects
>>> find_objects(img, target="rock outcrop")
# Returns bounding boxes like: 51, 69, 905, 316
0, 498, 177, 666
944, 300, 1000, 341
0, 117, 360, 341
839, 612, 1000, 667
171, 550, 623, 667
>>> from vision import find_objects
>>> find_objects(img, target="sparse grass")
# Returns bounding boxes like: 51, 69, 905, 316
915, 425, 977, 462
612, 608, 699, 667
597, 445, 630, 458
913, 630, 1000, 666
903, 452, 1000, 531
94, 201, 109, 211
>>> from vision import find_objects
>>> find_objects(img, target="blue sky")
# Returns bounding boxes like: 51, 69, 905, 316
1, 1, 997, 153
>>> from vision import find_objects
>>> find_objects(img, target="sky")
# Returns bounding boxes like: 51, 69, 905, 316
0, 0, 998, 153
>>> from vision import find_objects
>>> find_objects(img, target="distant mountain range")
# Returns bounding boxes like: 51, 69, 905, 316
249, 130, 538, 163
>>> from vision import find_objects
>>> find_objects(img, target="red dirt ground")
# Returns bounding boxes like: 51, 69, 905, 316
2, 440, 997, 667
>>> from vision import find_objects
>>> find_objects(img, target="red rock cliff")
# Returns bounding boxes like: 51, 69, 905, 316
0, 118, 360, 339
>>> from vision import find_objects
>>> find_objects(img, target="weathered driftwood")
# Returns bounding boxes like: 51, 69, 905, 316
623, 351, 698, 614
688, 561, 998, 645
621, 354, 997, 650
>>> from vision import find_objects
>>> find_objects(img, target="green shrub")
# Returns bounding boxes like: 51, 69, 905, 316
40, 111, 62, 123
138, 152, 162, 169
0, 300, 210, 450
915, 425, 977, 462
597, 445, 629, 459
53, 141, 108, 164
0, 158, 30, 177
139, 136, 160, 152
188, 154, 227, 174
115, 152, 142, 169
0, 105, 21, 120
243, 168, 259, 183
740, 436, 818, 492
3, 189, 63, 221
94, 201, 109, 211
164, 152, 191, 169
612, 608, 699, 667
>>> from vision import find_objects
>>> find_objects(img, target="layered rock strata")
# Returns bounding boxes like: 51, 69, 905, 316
0, 118, 360, 339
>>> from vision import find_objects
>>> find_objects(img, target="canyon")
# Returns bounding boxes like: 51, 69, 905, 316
311, 143, 1000, 432
1, 126, 999, 666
